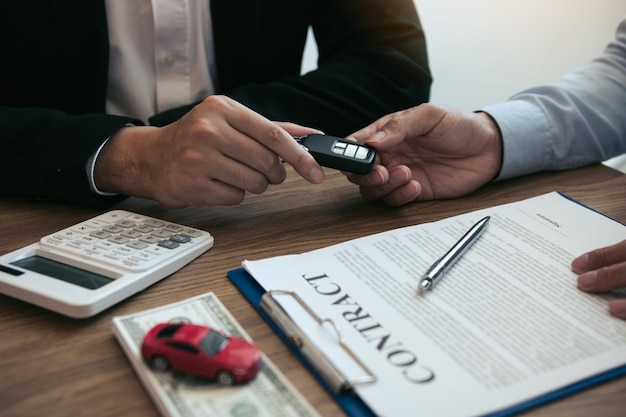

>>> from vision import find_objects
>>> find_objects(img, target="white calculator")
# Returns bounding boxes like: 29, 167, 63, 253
0, 210, 214, 318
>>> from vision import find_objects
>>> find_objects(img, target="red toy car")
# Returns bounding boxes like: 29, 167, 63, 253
141, 322, 262, 385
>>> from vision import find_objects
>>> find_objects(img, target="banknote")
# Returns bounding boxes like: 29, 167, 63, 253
112, 292, 321, 417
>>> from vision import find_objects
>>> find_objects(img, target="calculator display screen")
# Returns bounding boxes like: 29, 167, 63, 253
11, 256, 113, 289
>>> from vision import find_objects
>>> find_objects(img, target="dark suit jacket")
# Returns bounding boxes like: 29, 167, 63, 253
0, 0, 430, 206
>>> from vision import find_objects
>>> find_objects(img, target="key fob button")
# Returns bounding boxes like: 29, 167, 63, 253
355, 147, 369, 160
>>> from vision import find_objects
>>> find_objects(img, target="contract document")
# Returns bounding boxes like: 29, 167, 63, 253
240, 192, 626, 417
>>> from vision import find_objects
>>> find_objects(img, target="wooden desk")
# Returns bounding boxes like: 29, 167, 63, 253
1, 164, 625, 417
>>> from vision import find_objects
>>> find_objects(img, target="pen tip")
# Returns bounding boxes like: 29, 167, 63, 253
418, 279, 431, 294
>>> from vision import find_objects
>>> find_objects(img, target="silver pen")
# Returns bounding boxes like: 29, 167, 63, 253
418, 216, 490, 293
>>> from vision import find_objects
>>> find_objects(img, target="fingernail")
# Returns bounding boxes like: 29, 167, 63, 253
401, 181, 420, 199
609, 300, 626, 319
400, 185, 417, 199
309, 167, 324, 184
366, 169, 384, 184
389, 168, 408, 186
571, 253, 589, 272
577, 271, 597, 290
369, 131, 386, 142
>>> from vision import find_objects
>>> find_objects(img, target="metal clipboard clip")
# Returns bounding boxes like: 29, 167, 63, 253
260, 289, 377, 393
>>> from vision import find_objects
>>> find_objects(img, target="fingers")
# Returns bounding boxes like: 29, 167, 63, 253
572, 239, 626, 273
259, 125, 324, 184
609, 300, 626, 319
347, 165, 421, 206
218, 99, 324, 184
276, 121, 323, 138
205, 126, 288, 187
576, 261, 626, 293
346, 165, 389, 188
572, 240, 626, 319
380, 180, 421, 207
348, 104, 447, 150
573, 240, 626, 292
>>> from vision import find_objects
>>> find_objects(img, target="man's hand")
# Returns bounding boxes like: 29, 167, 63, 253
573, 240, 626, 319
344, 103, 503, 206
94, 95, 324, 207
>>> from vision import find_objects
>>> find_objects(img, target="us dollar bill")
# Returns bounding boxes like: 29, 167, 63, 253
112, 292, 321, 417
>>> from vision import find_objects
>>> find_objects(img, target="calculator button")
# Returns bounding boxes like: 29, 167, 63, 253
122, 259, 141, 267
139, 235, 161, 244
83, 219, 108, 229
125, 214, 149, 223
59, 230, 83, 238
181, 229, 203, 238
133, 251, 159, 261
41, 237, 64, 247
103, 225, 124, 234
109, 235, 130, 245
83, 245, 107, 255
127, 241, 149, 250
103, 252, 125, 262
144, 219, 166, 228
90, 230, 112, 239
73, 225, 92, 233
94, 240, 116, 250
116, 220, 137, 228
95, 210, 131, 223
121, 230, 142, 239
47, 233, 71, 243
113, 246, 136, 257
77, 235, 98, 244
163, 224, 184, 233
67, 240, 89, 249
170, 234, 191, 244
151, 230, 173, 239
133, 225, 154, 234
144, 245, 169, 255
158, 240, 180, 250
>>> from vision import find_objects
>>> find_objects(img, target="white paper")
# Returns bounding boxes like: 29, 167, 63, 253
243, 192, 626, 417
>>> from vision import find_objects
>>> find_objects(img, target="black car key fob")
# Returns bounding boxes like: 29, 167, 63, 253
294, 134, 376, 174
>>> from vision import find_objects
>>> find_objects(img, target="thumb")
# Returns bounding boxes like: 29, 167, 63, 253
362, 104, 446, 151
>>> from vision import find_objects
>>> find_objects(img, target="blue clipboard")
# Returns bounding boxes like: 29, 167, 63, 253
229, 266, 626, 417
228, 267, 377, 417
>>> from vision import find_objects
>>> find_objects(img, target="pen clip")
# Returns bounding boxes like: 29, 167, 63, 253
261, 289, 377, 392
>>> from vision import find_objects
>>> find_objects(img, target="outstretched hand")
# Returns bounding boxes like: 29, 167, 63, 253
345, 103, 503, 206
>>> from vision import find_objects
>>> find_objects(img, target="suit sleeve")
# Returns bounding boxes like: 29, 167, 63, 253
214, 0, 431, 138
0, 2, 141, 207
0, 107, 141, 207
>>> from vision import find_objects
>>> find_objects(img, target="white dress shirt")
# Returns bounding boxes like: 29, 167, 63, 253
105, 0, 216, 124
90, 0, 216, 195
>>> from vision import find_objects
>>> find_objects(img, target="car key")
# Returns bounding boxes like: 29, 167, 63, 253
294, 134, 376, 175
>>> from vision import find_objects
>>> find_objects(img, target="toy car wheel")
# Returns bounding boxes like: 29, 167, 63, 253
151, 355, 171, 372
216, 370, 235, 386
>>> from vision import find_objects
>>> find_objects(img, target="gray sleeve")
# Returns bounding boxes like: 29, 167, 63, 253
481, 17, 626, 181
